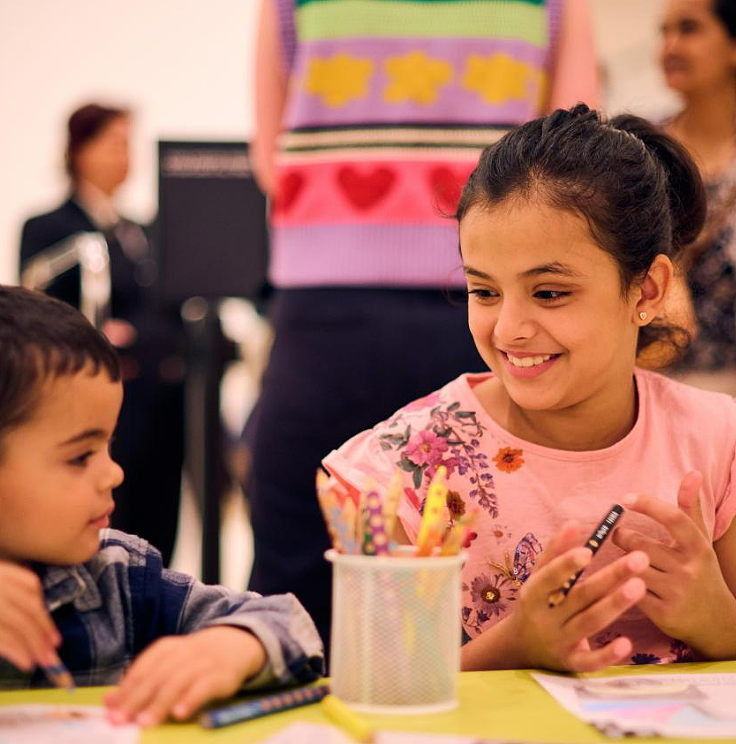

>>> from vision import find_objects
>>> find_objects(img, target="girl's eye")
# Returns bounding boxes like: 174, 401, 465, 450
467, 288, 498, 301
69, 451, 94, 467
535, 290, 569, 302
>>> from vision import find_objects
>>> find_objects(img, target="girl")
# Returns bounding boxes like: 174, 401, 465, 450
324, 105, 736, 672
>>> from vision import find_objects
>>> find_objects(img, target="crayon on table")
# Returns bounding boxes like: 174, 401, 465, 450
199, 684, 330, 729
321, 694, 374, 743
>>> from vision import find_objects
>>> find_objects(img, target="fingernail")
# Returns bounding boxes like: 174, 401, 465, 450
108, 710, 126, 725
623, 578, 643, 600
137, 712, 156, 728
173, 704, 187, 718
621, 493, 637, 506
612, 637, 630, 656
628, 552, 648, 571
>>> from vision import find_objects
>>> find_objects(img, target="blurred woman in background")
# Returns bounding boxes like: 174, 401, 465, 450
20, 104, 184, 565
660, 0, 736, 391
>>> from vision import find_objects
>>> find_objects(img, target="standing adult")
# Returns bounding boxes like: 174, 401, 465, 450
247, 0, 598, 649
660, 0, 736, 391
20, 103, 184, 565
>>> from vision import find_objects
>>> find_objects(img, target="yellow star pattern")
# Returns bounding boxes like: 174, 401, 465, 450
462, 53, 537, 105
384, 52, 452, 105
305, 53, 374, 107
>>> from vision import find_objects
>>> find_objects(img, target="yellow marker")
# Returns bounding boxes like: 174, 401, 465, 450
321, 694, 374, 743
416, 466, 448, 556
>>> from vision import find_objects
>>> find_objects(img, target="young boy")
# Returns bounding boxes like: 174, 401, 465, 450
0, 285, 324, 726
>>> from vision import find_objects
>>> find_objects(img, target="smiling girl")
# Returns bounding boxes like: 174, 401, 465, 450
324, 104, 736, 672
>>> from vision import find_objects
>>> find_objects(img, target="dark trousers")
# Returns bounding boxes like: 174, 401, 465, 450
246, 288, 484, 658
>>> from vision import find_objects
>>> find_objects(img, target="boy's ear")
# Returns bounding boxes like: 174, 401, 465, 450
634, 254, 673, 325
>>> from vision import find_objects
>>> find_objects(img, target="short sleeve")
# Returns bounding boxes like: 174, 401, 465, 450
323, 429, 397, 498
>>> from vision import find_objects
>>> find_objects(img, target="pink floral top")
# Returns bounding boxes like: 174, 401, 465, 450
324, 369, 736, 664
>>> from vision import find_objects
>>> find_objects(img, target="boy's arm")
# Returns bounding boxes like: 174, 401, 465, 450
127, 539, 323, 688
171, 573, 325, 687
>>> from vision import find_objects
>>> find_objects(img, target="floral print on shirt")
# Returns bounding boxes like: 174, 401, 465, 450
378, 398, 500, 516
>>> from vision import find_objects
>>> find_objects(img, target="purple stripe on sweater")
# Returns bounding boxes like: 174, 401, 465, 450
285, 37, 549, 128
270, 223, 466, 288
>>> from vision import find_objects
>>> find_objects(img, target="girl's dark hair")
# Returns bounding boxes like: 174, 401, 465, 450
0, 286, 121, 457
65, 103, 129, 181
456, 104, 707, 362
714, 0, 736, 37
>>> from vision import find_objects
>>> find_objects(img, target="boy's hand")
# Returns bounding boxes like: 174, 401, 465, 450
507, 523, 648, 672
104, 627, 267, 727
612, 471, 736, 658
0, 561, 62, 673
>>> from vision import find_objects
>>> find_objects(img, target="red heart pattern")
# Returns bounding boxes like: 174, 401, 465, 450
336, 166, 396, 210
274, 171, 305, 214
428, 166, 468, 215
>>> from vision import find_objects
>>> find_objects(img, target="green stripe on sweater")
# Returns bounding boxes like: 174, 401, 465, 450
296, 0, 546, 44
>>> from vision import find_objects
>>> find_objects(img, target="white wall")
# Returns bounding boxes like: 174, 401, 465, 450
0, 0, 679, 284
0, 0, 259, 283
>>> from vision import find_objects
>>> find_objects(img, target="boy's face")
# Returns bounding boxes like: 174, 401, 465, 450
0, 369, 124, 565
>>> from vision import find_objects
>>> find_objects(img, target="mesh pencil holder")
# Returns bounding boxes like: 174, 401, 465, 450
326, 547, 466, 715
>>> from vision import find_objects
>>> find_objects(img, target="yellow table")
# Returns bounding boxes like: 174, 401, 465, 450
2, 661, 736, 743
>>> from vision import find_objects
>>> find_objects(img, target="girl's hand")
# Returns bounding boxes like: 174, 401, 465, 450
507, 523, 649, 672
0, 561, 62, 673
612, 471, 736, 658
104, 627, 267, 727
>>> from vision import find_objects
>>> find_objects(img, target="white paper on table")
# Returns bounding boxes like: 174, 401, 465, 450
533, 671, 736, 738
259, 721, 550, 743
0, 705, 138, 744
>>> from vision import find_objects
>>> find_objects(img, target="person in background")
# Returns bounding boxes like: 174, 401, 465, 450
0, 286, 323, 726
19, 104, 184, 565
660, 0, 736, 392
246, 0, 599, 650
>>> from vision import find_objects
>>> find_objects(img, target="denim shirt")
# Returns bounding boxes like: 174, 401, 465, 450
0, 530, 324, 689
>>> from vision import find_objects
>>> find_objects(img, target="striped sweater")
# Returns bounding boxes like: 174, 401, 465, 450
270, 0, 561, 288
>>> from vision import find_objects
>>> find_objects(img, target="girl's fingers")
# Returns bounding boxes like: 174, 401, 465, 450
523, 547, 592, 606
567, 636, 633, 673
0, 604, 53, 668
535, 522, 582, 570
623, 494, 704, 553
562, 551, 649, 619
612, 528, 678, 571
565, 577, 646, 642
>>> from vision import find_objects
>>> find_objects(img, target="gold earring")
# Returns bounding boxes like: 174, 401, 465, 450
639, 311, 647, 321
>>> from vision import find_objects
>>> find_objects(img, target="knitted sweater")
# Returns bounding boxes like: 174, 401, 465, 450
270, 0, 562, 288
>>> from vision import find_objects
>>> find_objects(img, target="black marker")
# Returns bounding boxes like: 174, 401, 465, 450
548, 504, 624, 608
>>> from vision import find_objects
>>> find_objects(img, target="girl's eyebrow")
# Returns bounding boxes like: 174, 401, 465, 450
464, 262, 583, 280
58, 429, 107, 446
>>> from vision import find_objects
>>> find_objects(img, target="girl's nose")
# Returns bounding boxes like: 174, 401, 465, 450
494, 300, 534, 344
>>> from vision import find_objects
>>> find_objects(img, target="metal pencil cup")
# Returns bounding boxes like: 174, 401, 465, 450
326, 547, 466, 715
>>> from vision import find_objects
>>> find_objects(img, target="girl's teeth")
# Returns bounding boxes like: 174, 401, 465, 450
508, 354, 553, 367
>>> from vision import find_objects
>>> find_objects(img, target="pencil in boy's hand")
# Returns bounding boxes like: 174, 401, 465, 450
548, 504, 624, 608
43, 660, 75, 691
